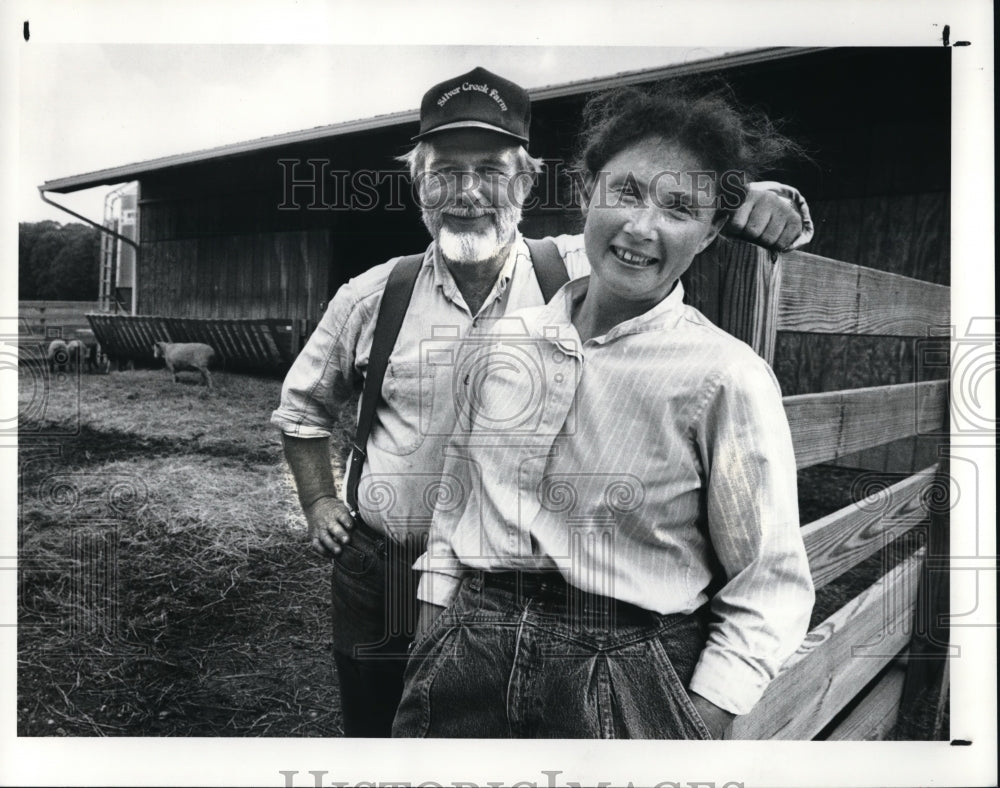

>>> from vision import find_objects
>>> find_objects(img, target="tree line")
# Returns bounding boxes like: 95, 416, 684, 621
19, 221, 101, 301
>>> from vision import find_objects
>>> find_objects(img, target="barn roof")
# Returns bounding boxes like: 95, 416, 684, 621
40, 47, 817, 194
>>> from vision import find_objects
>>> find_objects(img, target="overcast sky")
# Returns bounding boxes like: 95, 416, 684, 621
18, 44, 737, 224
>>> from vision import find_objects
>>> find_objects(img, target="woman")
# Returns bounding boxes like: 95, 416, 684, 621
392, 84, 815, 739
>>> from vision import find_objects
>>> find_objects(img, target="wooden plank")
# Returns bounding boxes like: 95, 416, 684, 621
233, 235, 246, 321
247, 324, 272, 366
802, 467, 936, 590
222, 322, 247, 362
777, 252, 950, 336
246, 324, 270, 362
733, 549, 924, 740
237, 322, 258, 362
859, 194, 913, 277
204, 322, 226, 361
685, 238, 779, 362
825, 663, 906, 740
248, 234, 262, 319
224, 320, 247, 362
208, 323, 228, 361
683, 241, 723, 327
308, 230, 331, 325
784, 380, 948, 469
18, 300, 102, 313
836, 434, 923, 474
266, 320, 294, 365
835, 196, 867, 271
911, 192, 950, 286
224, 322, 250, 363
897, 455, 951, 739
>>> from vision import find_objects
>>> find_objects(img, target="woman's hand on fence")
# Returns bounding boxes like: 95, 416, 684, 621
689, 691, 736, 739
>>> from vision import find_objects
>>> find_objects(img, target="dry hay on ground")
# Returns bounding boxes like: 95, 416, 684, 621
16, 367, 933, 738
18, 370, 346, 736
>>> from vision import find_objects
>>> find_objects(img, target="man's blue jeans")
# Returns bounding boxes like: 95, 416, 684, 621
329, 517, 423, 737
392, 571, 714, 738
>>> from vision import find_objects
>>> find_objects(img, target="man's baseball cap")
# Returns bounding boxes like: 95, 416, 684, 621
412, 66, 531, 144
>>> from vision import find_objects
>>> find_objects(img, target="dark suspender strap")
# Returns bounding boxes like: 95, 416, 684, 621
344, 253, 424, 512
524, 237, 570, 303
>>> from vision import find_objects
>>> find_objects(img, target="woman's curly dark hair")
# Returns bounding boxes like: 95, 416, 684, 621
574, 79, 805, 211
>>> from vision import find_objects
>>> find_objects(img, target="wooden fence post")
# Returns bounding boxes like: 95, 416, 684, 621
896, 450, 951, 738
685, 239, 781, 364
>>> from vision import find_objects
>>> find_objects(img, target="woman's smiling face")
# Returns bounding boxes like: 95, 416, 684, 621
582, 136, 725, 311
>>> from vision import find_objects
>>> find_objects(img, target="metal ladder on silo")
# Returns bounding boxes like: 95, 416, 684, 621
99, 188, 123, 313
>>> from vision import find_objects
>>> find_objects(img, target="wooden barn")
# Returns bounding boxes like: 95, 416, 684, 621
39, 47, 948, 365
38, 46, 952, 739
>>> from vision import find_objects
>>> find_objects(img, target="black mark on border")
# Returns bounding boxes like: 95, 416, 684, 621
942, 24, 972, 47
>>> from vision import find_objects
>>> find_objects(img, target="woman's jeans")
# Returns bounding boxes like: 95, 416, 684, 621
392, 571, 714, 739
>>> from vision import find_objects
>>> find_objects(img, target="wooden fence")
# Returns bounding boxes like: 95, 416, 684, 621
19, 300, 101, 339
691, 246, 950, 740
85, 314, 308, 372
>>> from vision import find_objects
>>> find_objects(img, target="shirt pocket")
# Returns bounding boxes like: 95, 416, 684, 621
372, 361, 435, 455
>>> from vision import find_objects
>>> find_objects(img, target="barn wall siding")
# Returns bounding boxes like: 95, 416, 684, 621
126, 48, 949, 405
138, 229, 331, 323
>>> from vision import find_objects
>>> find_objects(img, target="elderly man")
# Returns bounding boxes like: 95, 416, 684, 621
271, 66, 812, 737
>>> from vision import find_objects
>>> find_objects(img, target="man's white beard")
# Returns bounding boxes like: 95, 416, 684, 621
437, 224, 501, 263
424, 206, 522, 264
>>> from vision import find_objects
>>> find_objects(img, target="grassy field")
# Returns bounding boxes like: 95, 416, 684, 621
16, 363, 933, 738
17, 366, 354, 736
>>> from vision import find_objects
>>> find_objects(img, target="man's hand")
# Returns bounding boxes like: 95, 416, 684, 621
689, 691, 736, 740
280, 434, 354, 560
414, 600, 446, 647
723, 187, 804, 252
304, 495, 355, 559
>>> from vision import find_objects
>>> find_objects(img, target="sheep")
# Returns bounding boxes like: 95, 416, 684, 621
152, 341, 216, 388
46, 339, 69, 373
66, 339, 86, 372
65, 337, 105, 373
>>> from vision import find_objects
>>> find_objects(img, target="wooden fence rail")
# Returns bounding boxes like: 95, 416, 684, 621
801, 467, 938, 591
785, 381, 948, 469
734, 550, 925, 739
713, 240, 952, 741
18, 300, 101, 339
777, 252, 950, 336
